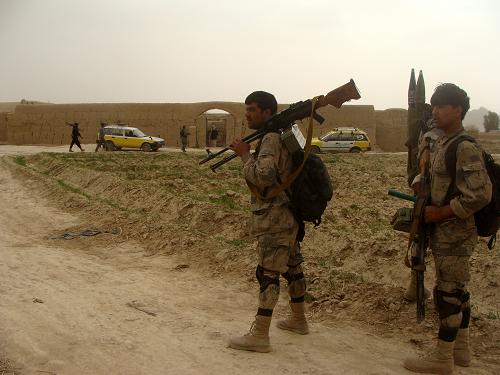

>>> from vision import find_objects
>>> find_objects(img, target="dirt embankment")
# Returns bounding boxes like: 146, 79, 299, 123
3, 146, 500, 369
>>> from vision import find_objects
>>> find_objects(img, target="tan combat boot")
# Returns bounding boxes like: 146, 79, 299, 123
276, 302, 309, 335
404, 270, 431, 302
403, 339, 454, 374
228, 315, 272, 353
454, 328, 471, 367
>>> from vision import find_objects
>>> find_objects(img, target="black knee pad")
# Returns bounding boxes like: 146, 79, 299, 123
256, 265, 279, 293
460, 292, 471, 329
435, 288, 464, 320
281, 270, 305, 284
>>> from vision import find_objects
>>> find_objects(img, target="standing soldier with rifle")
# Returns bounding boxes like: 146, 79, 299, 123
223, 81, 360, 353
226, 91, 309, 353
404, 83, 492, 374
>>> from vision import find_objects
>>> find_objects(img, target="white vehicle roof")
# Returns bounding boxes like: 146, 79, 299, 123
104, 124, 136, 130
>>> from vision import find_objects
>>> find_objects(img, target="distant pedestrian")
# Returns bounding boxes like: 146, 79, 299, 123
180, 125, 189, 152
95, 122, 107, 152
67, 122, 84, 152
209, 125, 218, 147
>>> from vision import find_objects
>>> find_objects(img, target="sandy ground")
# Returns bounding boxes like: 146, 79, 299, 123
0, 150, 412, 375
0, 145, 498, 375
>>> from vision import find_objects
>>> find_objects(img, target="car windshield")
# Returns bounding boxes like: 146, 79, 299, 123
133, 129, 146, 137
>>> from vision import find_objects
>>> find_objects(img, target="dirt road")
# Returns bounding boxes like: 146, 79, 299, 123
0, 146, 495, 375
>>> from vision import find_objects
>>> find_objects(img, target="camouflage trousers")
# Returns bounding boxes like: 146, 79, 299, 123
255, 229, 306, 314
433, 254, 471, 340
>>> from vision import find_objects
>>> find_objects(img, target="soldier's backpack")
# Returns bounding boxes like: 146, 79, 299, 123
287, 150, 333, 227
445, 135, 500, 249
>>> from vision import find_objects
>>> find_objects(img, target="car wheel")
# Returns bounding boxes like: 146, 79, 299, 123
141, 143, 152, 152
105, 141, 116, 151
311, 146, 321, 154
349, 147, 361, 153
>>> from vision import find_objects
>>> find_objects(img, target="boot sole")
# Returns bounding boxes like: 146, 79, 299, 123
228, 343, 271, 353
276, 323, 309, 335
403, 362, 453, 375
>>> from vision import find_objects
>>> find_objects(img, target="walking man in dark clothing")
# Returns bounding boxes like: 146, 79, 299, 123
68, 122, 84, 152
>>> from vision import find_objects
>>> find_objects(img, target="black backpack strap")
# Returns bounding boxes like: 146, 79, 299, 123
444, 135, 477, 202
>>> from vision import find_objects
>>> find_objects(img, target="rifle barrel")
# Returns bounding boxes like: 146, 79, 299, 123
199, 129, 265, 165
210, 152, 239, 172
199, 146, 231, 165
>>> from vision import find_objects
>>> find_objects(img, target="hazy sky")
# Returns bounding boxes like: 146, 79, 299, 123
1, 0, 499, 113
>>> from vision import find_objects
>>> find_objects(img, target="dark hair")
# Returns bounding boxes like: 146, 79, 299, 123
245, 91, 277, 115
430, 83, 470, 120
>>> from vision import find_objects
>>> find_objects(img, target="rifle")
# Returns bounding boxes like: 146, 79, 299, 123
199, 79, 361, 172
389, 163, 430, 323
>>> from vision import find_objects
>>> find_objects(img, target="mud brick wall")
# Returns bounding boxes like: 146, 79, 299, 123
375, 109, 408, 152
0, 113, 11, 142
4, 102, 408, 151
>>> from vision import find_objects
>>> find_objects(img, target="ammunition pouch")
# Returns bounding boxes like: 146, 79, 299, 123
391, 207, 413, 233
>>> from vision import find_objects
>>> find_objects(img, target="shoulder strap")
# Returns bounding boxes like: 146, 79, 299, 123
444, 134, 477, 201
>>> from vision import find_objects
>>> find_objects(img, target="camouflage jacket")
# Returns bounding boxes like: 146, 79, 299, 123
243, 132, 297, 237
429, 128, 492, 255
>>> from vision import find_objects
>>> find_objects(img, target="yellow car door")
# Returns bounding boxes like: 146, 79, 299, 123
123, 128, 141, 148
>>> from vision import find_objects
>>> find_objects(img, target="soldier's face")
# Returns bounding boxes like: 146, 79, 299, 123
245, 102, 271, 130
432, 104, 462, 129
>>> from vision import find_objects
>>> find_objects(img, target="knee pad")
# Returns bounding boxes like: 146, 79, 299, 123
435, 288, 464, 325
460, 291, 471, 329
281, 270, 304, 284
282, 266, 306, 302
256, 265, 280, 293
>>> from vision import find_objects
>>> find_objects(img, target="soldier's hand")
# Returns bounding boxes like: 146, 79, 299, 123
229, 139, 250, 158
424, 205, 455, 223
424, 206, 441, 223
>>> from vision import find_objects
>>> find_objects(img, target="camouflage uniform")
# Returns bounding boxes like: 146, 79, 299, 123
243, 132, 306, 316
428, 128, 491, 344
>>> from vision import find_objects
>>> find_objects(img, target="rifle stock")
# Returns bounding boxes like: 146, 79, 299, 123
317, 79, 361, 108
199, 79, 361, 171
